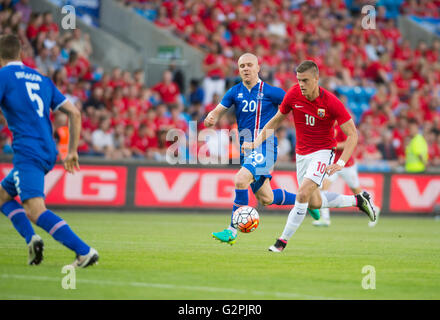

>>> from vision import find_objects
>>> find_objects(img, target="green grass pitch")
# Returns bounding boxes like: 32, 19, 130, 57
1, 211, 439, 300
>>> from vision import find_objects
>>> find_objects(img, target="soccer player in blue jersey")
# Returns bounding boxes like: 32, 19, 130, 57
0, 34, 98, 267
206, 53, 320, 245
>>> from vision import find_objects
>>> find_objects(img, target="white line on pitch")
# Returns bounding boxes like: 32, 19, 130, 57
1, 273, 342, 300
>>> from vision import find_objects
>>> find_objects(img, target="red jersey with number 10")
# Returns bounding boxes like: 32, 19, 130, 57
279, 84, 352, 155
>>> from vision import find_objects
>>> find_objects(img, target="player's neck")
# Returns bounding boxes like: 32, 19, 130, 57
305, 87, 320, 101
243, 78, 260, 91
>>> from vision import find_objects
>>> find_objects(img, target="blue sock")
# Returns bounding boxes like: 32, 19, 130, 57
1, 200, 35, 244
36, 210, 90, 255
231, 189, 249, 228
272, 189, 297, 205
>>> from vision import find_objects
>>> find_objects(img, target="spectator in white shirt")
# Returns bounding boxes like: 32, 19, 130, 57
91, 116, 115, 158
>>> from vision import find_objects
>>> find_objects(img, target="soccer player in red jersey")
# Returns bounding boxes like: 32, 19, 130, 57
313, 125, 381, 228
242, 60, 376, 252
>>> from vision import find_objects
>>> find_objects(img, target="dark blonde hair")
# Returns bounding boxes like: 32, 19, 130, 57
296, 60, 319, 76
0, 34, 21, 60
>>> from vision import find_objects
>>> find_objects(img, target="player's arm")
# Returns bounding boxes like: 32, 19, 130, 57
336, 141, 345, 150
204, 104, 228, 127
58, 100, 81, 173
326, 119, 358, 176
241, 110, 286, 153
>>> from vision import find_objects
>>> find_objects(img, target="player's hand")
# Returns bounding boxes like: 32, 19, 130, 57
63, 151, 80, 174
204, 113, 216, 127
326, 163, 342, 176
241, 141, 255, 154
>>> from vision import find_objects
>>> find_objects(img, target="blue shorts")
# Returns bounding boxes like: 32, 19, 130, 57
241, 141, 277, 194
1, 160, 49, 202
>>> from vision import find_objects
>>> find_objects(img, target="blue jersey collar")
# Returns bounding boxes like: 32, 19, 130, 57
242, 78, 262, 93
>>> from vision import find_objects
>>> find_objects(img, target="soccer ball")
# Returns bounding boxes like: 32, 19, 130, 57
232, 206, 260, 233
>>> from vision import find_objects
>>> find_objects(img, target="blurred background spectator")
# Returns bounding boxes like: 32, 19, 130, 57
405, 118, 429, 172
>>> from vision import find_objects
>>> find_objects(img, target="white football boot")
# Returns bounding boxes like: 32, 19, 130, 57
368, 206, 381, 227
312, 219, 331, 227
71, 247, 99, 268
28, 234, 44, 265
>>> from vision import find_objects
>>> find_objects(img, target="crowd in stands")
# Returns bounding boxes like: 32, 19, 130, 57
1, 0, 440, 170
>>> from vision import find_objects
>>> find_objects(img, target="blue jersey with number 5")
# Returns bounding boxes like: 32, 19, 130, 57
0, 62, 66, 170
220, 80, 285, 146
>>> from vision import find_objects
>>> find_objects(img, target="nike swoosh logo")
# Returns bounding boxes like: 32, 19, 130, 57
295, 104, 304, 108
313, 174, 320, 177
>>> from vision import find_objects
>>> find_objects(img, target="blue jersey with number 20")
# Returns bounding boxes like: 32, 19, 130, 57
0, 62, 66, 170
220, 80, 285, 193
220, 80, 285, 145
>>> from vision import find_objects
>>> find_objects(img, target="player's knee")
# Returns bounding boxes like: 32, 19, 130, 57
22, 198, 46, 223
307, 202, 320, 209
308, 193, 323, 209
24, 208, 41, 223
259, 198, 273, 206
256, 194, 273, 206
0, 186, 13, 207
234, 173, 250, 189
24, 210, 36, 223
296, 190, 309, 203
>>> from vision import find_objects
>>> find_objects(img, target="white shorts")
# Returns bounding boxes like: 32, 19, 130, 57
296, 149, 335, 187
326, 163, 360, 189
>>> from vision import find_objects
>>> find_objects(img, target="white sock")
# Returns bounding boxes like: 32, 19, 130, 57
320, 208, 330, 221
280, 201, 308, 241
227, 225, 237, 236
320, 191, 356, 208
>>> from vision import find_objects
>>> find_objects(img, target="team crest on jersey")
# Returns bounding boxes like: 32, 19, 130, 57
237, 93, 243, 99
317, 108, 325, 118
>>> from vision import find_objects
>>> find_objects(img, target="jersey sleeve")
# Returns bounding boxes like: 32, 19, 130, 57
271, 86, 286, 106
49, 79, 67, 111
220, 87, 235, 108
279, 89, 293, 115
330, 95, 351, 125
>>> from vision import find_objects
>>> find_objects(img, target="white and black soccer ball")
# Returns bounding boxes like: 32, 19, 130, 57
232, 206, 260, 233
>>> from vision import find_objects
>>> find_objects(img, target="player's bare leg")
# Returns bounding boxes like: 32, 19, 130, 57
255, 179, 320, 220
254, 178, 274, 206
212, 167, 253, 245
0, 186, 43, 265
313, 179, 331, 227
